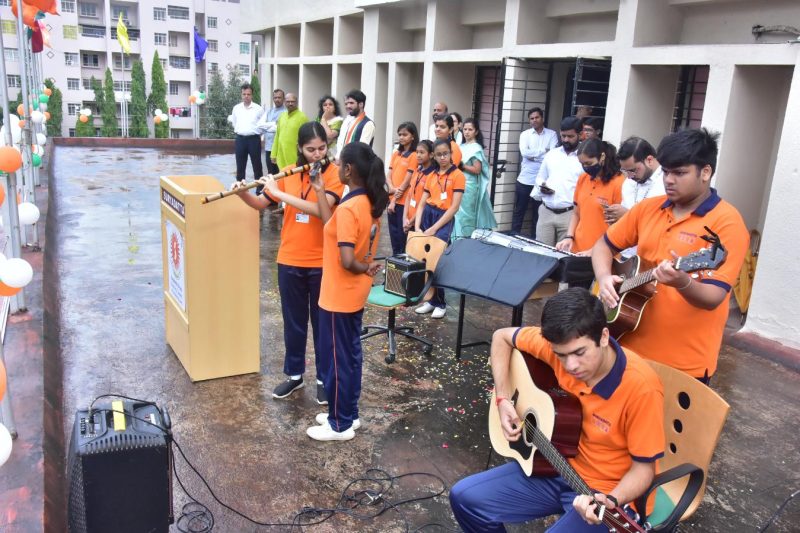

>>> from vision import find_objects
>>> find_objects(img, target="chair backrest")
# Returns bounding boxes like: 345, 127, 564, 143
648, 361, 730, 521
405, 231, 447, 300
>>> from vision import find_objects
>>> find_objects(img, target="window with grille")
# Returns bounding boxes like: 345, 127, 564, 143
63, 25, 78, 39
169, 33, 178, 47
239, 42, 250, 54
68, 78, 80, 90
0, 0, 11, 6
169, 81, 180, 95
82, 78, 92, 89
113, 81, 132, 91
79, 2, 97, 17
113, 54, 132, 69
154, 7, 166, 21
155, 33, 167, 46
68, 103, 81, 116
3, 48, 18, 62
208, 40, 218, 52
672, 66, 709, 132
2, 20, 17, 34
169, 56, 190, 69
208, 62, 218, 73
82, 53, 100, 68
207, 17, 217, 29
167, 6, 189, 20
65, 52, 79, 65
61, 0, 76, 13
239, 64, 250, 77
6, 75, 21, 88
80, 25, 105, 38
160, 58, 167, 69
111, 6, 127, 19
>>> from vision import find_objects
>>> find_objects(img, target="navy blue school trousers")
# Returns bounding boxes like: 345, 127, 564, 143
234, 133, 263, 181
318, 307, 364, 432
420, 205, 453, 309
277, 264, 322, 379
387, 204, 407, 255
450, 462, 629, 532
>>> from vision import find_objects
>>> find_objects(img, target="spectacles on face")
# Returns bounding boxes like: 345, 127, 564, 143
621, 168, 638, 177
434, 152, 451, 159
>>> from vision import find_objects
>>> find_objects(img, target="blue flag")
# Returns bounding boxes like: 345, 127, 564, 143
194, 27, 208, 63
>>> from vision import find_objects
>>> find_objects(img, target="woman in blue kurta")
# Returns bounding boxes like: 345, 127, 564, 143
453, 118, 497, 239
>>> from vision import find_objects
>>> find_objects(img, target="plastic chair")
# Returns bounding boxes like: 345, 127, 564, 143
636, 361, 731, 531
360, 232, 446, 364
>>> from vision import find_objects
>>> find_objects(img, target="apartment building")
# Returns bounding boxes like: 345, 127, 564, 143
0, 0, 256, 138
239, 0, 800, 351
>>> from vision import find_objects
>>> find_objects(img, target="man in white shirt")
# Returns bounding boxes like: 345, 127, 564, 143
258, 88, 286, 176
604, 136, 666, 257
512, 107, 558, 237
336, 90, 375, 162
532, 116, 584, 246
228, 82, 264, 182
426, 101, 448, 140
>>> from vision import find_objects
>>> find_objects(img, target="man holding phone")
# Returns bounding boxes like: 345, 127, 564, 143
532, 116, 584, 246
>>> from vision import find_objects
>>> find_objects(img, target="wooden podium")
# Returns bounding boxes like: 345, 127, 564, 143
160, 175, 260, 381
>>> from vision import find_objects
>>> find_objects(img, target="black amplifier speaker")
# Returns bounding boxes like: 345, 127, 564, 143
384, 254, 427, 298
67, 399, 173, 533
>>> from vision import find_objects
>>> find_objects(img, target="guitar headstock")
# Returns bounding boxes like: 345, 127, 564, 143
675, 246, 727, 273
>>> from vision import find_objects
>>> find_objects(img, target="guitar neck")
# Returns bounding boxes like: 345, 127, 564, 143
618, 266, 658, 295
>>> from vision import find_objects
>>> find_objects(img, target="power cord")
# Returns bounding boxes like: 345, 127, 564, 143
86, 395, 457, 532
758, 488, 799, 532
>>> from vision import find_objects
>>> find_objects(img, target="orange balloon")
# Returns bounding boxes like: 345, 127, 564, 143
154, 116, 162, 124
26, 0, 59, 15
0, 281, 21, 297
44, 111, 51, 120
0, 147, 22, 173
0, 185, 5, 207
79, 114, 88, 123
189, 95, 197, 104
11, 0, 38, 29
0, 358, 6, 402
16, 104, 24, 116
18, 120, 25, 128
43, 88, 52, 96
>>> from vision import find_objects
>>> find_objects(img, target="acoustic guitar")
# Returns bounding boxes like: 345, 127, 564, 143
593, 247, 728, 339
489, 350, 647, 532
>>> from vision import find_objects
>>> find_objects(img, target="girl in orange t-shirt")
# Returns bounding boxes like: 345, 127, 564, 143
403, 140, 435, 232
307, 142, 389, 441
556, 138, 624, 257
233, 122, 344, 404
386, 121, 419, 255
432, 114, 462, 166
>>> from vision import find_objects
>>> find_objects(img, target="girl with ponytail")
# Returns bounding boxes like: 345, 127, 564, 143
307, 142, 388, 441
556, 138, 624, 257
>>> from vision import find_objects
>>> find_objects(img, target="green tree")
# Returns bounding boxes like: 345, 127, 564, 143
75, 114, 94, 137
44, 79, 63, 137
147, 51, 169, 138
129, 60, 148, 137
101, 68, 118, 137
250, 73, 261, 105
91, 76, 104, 119
202, 67, 233, 139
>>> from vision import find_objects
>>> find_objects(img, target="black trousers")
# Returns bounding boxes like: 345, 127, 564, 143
264, 150, 280, 176
235, 134, 263, 181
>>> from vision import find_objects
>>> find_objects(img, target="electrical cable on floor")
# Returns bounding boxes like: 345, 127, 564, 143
88, 394, 457, 532
758, 488, 799, 532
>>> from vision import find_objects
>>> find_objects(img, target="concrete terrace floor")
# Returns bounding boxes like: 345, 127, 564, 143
1, 145, 799, 532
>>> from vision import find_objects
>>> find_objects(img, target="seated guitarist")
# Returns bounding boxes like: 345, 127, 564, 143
592, 128, 749, 383
450, 288, 664, 532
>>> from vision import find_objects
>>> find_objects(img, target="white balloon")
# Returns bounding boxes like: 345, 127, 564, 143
36, 133, 47, 146
39, 103, 48, 112
0, 424, 11, 467
160, 113, 168, 122
9, 115, 20, 131
0, 258, 34, 288
30, 111, 44, 124
196, 98, 205, 105
81, 108, 92, 116
192, 90, 200, 98
154, 108, 163, 116
18, 202, 40, 225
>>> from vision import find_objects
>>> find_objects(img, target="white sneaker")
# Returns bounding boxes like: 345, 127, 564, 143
431, 306, 446, 319
307, 423, 355, 441
415, 302, 435, 314
316, 412, 361, 430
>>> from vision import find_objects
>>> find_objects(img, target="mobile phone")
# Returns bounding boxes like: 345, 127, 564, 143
540, 184, 555, 195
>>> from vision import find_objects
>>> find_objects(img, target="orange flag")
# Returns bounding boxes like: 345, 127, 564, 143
24, 0, 58, 15
11, 0, 40, 29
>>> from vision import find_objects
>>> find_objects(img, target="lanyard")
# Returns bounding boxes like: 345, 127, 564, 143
300, 172, 313, 201
436, 165, 456, 193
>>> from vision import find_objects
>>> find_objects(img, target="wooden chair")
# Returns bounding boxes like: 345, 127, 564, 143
360, 232, 447, 364
636, 361, 730, 531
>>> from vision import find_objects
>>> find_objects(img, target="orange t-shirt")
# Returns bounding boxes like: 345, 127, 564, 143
573, 172, 625, 252
389, 150, 418, 205
319, 189, 380, 313
265, 163, 345, 268
405, 166, 433, 222
604, 189, 749, 378
450, 141, 462, 166
424, 165, 466, 211
513, 326, 664, 510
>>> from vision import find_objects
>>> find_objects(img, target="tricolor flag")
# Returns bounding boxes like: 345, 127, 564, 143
116, 13, 130, 54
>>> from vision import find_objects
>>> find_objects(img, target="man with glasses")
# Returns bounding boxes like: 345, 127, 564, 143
603, 137, 665, 257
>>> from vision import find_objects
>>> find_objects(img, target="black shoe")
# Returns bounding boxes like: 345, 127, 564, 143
273, 378, 304, 399
316, 383, 328, 405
